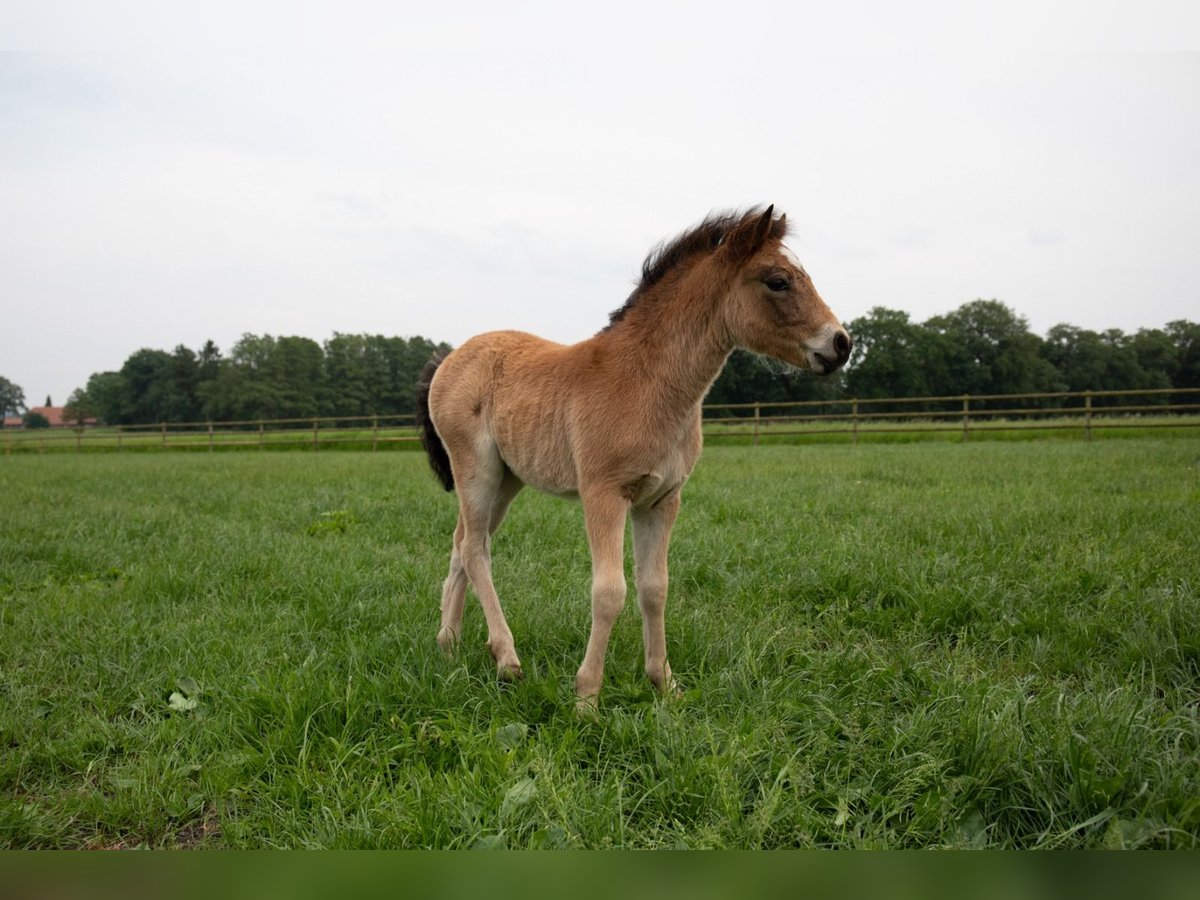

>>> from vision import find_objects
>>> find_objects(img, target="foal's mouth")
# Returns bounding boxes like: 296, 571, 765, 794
811, 352, 843, 375
808, 328, 853, 375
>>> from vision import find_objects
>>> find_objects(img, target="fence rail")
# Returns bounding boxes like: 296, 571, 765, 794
4, 387, 1200, 454
703, 386, 1200, 445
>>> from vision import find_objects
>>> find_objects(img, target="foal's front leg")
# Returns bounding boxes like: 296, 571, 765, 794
632, 491, 681, 695
575, 490, 630, 711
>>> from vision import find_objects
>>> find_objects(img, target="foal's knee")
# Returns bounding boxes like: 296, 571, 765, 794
592, 575, 627, 623
636, 576, 668, 615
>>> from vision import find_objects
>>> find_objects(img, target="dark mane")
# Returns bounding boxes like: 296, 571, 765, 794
603, 207, 787, 331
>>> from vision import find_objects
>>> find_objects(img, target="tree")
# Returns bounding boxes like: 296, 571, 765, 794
925, 300, 1060, 400
270, 336, 325, 418
110, 345, 227, 423
1042, 325, 1166, 405
171, 344, 202, 421
23, 411, 50, 429
1043, 325, 1109, 391
0, 376, 25, 417
200, 333, 328, 421
322, 333, 373, 417
61, 388, 96, 426
842, 307, 946, 399
319, 333, 451, 418
1166, 320, 1200, 389
197, 340, 221, 386
200, 334, 274, 421
83, 372, 126, 425
1129, 327, 1179, 388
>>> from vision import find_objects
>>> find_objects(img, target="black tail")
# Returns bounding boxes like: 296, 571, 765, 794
416, 351, 455, 492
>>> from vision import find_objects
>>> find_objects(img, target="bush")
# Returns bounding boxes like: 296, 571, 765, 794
22, 411, 50, 429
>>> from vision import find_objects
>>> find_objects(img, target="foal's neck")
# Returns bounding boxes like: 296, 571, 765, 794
601, 274, 733, 415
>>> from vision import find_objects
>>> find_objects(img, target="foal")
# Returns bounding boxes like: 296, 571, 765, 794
416, 206, 850, 709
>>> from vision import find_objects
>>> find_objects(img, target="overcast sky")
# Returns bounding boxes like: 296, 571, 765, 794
3, 3, 1199, 406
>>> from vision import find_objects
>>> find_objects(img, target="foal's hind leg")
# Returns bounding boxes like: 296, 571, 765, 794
437, 471, 522, 653
436, 517, 468, 652
450, 446, 524, 678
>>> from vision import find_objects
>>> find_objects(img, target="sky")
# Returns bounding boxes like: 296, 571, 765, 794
2, 3, 1200, 407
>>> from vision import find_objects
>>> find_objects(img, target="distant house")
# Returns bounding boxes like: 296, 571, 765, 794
31, 406, 67, 427
5, 406, 97, 428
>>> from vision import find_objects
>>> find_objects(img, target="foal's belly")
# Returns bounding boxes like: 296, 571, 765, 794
493, 425, 580, 497
494, 429, 693, 508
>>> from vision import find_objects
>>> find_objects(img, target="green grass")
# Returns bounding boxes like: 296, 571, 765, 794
1, 440, 1198, 848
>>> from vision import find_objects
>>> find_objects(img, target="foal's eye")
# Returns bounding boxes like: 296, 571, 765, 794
765, 276, 790, 292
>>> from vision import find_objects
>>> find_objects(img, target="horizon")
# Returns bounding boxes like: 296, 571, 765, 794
18, 294, 1200, 409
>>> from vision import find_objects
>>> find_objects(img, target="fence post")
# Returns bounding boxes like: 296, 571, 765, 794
753, 403, 760, 446
852, 399, 859, 445
312, 419, 319, 452
208, 420, 214, 452
961, 395, 970, 443
1084, 391, 1093, 441
161, 422, 167, 449
117, 427, 123, 452
372, 416, 379, 453
258, 420, 264, 450
75, 427, 82, 453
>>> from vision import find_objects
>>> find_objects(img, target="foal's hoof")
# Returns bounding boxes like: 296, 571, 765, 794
497, 661, 524, 682
490, 644, 523, 681
658, 676, 683, 701
648, 665, 681, 699
574, 693, 600, 719
436, 627, 459, 653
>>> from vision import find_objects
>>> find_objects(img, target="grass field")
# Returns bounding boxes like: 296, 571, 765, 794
1, 440, 1198, 848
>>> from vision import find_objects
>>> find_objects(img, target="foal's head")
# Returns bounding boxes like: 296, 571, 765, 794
717, 206, 851, 375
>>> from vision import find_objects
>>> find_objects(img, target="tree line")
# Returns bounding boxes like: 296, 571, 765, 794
707, 300, 1199, 412
12, 300, 1197, 428
60, 333, 450, 426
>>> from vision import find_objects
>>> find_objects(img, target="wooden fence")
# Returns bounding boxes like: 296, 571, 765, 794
4, 387, 1200, 454
703, 386, 1200, 445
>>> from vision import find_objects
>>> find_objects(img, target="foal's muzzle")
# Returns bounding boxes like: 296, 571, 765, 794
812, 328, 853, 374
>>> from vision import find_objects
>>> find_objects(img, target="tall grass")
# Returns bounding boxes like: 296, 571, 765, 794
1, 440, 1197, 847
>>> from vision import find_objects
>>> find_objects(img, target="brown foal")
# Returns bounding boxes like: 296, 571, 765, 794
416, 206, 851, 710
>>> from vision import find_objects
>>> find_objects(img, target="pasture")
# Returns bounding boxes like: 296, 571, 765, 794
1, 440, 1197, 848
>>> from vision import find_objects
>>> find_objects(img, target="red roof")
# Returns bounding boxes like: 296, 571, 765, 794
6, 406, 97, 427
29, 406, 67, 426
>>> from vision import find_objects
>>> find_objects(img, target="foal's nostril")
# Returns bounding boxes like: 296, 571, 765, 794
834, 330, 852, 363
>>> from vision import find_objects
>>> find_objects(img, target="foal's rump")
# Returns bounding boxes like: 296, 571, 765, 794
427, 330, 583, 497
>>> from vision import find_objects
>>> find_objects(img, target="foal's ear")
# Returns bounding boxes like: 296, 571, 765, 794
724, 205, 779, 263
